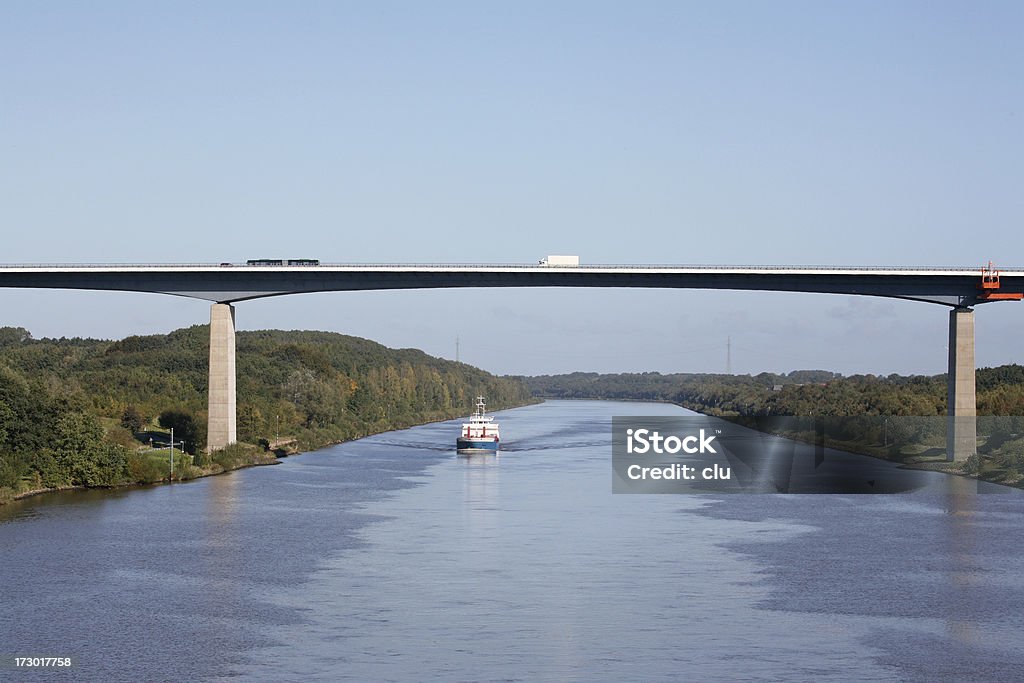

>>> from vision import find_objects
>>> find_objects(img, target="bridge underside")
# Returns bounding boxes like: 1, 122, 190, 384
1, 266, 1021, 306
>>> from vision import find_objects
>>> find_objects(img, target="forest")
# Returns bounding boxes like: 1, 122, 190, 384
523, 367, 1024, 486
523, 366, 1024, 417
0, 326, 534, 502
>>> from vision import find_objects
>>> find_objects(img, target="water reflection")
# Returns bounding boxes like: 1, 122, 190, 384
206, 469, 241, 528
945, 475, 980, 649
197, 472, 247, 591
459, 452, 500, 537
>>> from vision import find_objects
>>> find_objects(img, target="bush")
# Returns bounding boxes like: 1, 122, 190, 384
32, 450, 68, 488
212, 449, 242, 471
211, 444, 259, 471
998, 453, 1024, 469
193, 450, 213, 468
105, 425, 139, 449
127, 453, 167, 484
86, 446, 129, 487
0, 452, 28, 489
962, 453, 982, 475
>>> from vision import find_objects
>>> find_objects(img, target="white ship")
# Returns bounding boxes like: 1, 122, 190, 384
456, 396, 500, 451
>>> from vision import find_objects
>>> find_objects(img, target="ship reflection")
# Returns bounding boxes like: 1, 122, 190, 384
458, 451, 500, 533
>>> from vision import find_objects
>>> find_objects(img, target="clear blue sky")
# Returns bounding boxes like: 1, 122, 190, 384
1, 1, 1021, 376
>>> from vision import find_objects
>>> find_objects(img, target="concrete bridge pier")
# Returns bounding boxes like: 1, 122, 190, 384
207, 302, 237, 452
946, 307, 976, 462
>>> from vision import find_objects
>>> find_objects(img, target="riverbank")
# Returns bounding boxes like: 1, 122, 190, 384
531, 394, 1024, 491
524, 368, 1024, 490
0, 397, 542, 507
703, 412, 1024, 491
0, 325, 538, 508
1, 445, 280, 506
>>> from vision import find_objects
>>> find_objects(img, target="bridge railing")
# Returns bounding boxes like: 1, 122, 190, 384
0, 263, 1018, 272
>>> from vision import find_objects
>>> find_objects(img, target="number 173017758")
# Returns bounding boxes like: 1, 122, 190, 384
14, 657, 72, 667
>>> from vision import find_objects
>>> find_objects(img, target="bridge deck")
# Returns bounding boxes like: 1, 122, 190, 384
0, 263, 1021, 306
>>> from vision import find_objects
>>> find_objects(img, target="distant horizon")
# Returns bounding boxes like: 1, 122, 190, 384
7, 321, 1019, 381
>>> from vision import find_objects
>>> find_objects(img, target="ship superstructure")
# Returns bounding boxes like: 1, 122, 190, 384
456, 396, 500, 451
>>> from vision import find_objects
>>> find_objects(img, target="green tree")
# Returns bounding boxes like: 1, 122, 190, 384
0, 327, 31, 347
120, 405, 144, 433
52, 412, 125, 487
237, 403, 263, 442
158, 409, 203, 454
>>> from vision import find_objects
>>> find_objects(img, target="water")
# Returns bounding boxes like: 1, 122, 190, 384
1, 400, 1023, 682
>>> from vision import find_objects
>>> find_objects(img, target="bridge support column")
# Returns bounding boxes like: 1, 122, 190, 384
207, 303, 237, 452
946, 307, 976, 462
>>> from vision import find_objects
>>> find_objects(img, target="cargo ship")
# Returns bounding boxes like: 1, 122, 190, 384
456, 396, 500, 451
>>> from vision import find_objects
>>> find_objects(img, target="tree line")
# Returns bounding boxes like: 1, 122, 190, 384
523, 367, 1024, 486
522, 367, 1024, 418
0, 325, 534, 501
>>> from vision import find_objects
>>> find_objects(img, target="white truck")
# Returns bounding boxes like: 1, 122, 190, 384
538, 255, 580, 267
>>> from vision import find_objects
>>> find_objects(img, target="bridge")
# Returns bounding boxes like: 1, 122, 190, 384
2, 262, 1022, 460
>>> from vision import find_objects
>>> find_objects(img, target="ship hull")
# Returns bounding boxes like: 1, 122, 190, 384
456, 437, 499, 452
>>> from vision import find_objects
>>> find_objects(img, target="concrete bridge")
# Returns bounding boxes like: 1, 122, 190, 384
2, 262, 1022, 459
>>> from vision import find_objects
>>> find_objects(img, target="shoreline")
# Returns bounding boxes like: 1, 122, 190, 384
534, 395, 1024, 491
5, 455, 284, 506
1, 398, 543, 507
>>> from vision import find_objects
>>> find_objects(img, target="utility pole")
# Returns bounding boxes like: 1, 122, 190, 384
726, 336, 732, 374
169, 426, 174, 481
